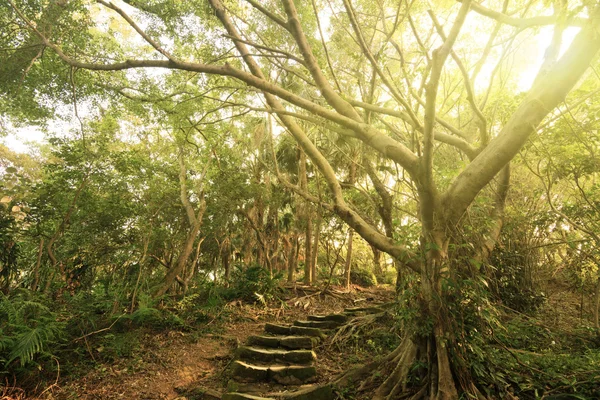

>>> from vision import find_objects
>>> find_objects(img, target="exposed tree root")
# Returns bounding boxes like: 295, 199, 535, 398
335, 331, 491, 400
329, 311, 389, 351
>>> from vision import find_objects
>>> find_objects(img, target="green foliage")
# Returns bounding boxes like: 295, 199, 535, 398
490, 248, 546, 313
0, 291, 64, 370
471, 315, 600, 399
376, 270, 397, 286
123, 294, 184, 330
225, 265, 283, 303
350, 267, 378, 287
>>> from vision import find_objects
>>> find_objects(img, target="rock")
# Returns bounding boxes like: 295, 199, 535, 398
307, 314, 349, 324
179, 387, 222, 400
231, 361, 269, 382
280, 336, 319, 349
264, 323, 324, 338
269, 365, 317, 385
247, 335, 317, 350
222, 393, 276, 400
231, 361, 316, 384
293, 320, 342, 329
344, 306, 383, 315
289, 326, 324, 338
247, 335, 280, 348
226, 380, 263, 394
236, 346, 316, 364
264, 323, 292, 335
279, 384, 334, 400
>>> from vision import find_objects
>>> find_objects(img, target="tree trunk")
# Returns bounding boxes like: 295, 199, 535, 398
287, 234, 298, 283
304, 215, 313, 285
344, 230, 354, 290
369, 230, 472, 400
371, 245, 382, 277
222, 238, 232, 286
154, 220, 203, 297
311, 210, 321, 284
594, 276, 600, 330
31, 238, 44, 292
154, 152, 208, 297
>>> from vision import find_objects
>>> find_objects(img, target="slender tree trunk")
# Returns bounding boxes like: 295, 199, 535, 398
594, 276, 600, 330
154, 152, 208, 298
344, 160, 357, 290
155, 221, 203, 297
130, 235, 149, 312
222, 237, 232, 286
287, 234, 298, 283
311, 211, 320, 285
298, 148, 313, 285
304, 216, 313, 285
31, 238, 44, 292
344, 230, 354, 290
46, 175, 88, 294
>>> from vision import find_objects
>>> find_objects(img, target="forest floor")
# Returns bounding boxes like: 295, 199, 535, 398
6, 278, 599, 400
40, 285, 396, 400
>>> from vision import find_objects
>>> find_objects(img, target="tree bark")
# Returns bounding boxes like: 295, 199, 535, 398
344, 230, 354, 290
287, 234, 298, 284
311, 208, 321, 284
154, 152, 207, 298
594, 276, 600, 330
31, 237, 44, 292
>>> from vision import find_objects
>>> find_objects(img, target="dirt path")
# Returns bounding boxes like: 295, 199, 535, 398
47, 286, 395, 400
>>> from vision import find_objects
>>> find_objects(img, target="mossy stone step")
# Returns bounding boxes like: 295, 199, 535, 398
307, 314, 349, 324
344, 306, 384, 315
236, 346, 316, 364
293, 320, 342, 330
222, 393, 276, 400
278, 384, 334, 400
247, 335, 317, 350
264, 323, 325, 338
231, 361, 317, 384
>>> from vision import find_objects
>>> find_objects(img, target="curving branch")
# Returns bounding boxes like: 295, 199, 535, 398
444, 6, 600, 224
461, 0, 587, 28
96, 0, 173, 60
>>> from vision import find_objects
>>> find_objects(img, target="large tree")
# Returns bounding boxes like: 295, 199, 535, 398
3, 0, 600, 398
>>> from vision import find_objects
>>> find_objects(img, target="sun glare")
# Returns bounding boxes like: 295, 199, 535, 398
516, 26, 581, 91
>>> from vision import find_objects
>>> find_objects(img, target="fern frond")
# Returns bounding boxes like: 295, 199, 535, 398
0, 329, 14, 352
7, 327, 49, 366
0, 293, 18, 325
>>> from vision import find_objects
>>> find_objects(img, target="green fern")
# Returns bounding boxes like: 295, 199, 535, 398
0, 292, 64, 369
7, 327, 51, 366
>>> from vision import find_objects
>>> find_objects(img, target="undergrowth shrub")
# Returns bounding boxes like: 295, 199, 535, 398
124, 293, 184, 329
350, 268, 377, 287
489, 249, 545, 312
0, 290, 64, 378
376, 270, 397, 285
225, 265, 283, 303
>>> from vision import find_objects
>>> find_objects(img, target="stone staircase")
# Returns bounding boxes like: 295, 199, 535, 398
223, 305, 387, 400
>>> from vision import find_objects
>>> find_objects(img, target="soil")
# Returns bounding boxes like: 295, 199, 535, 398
34, 285, 395, 400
